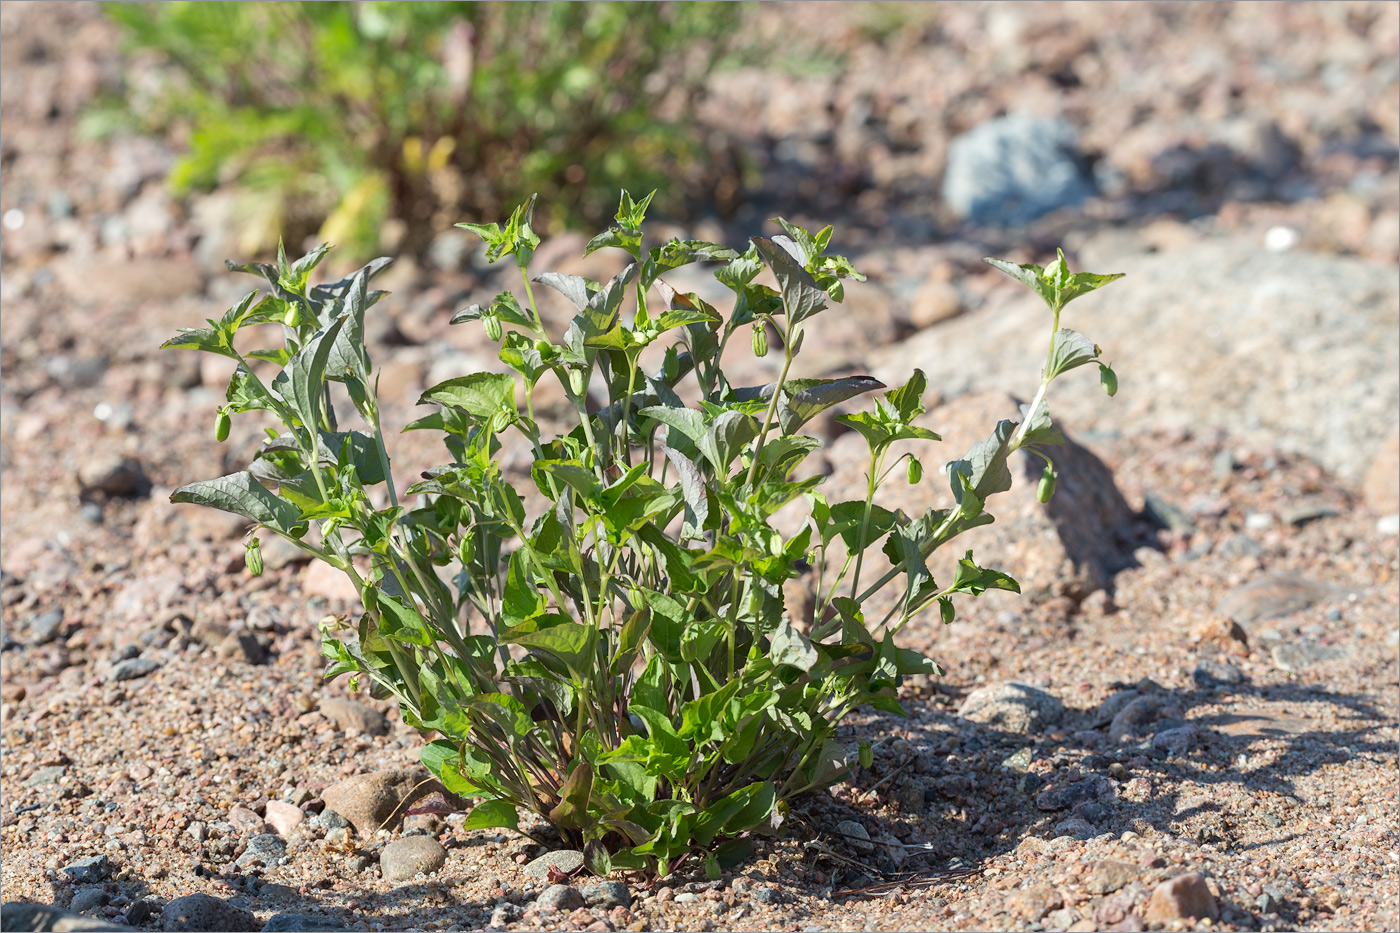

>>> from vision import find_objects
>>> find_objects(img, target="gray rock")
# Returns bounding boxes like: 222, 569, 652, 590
522, 849, 585, 882
751, 885, 782, 905
159, 893, 257, 932
1051, 817, 1097, 840
1255, 891, 1284, 914
534, 884, 584, 913
108, 657, 161, 682
318, 698, 389, 736
1093, 690, 1141, 727
77, 455, 151, 498
379, 835, 446, 883
0, 901, 126, 931
23, 766, 66, 789
216, 632, 264, 665
1036, 774, 1116, 811
1108, 695, 1162, 741
1193, 660, 1245, 687
1152, 725, 1200, 756
60, 855, 111, 885
834, 820, 873, 853
672, 892, 699, 904
308, 809, 349, 832
319, 768, 437, 837
1087, 860, 1138, 895
1271, 641, 1345, 671
1219, 576, 1347, 624
234, 833, 288, 870
67, 888, 108, 914
261, 913, 350, 932
942, 116, 1095, 225
886, 239, 1400, 487
1217, 533, 1266, 559
487, 904, 519, 929
959, 682, 1065, 734
580, 881, 631, 909
1141, 491, 1194, 534
1001, 747, 1034, 772
27, 610, 64, 646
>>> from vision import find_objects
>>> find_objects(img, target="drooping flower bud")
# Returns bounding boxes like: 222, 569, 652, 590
751, 323, 768, 358
1037, 465, 1057, 503
906, 457, 923, 484
215, 408, 231, 443
244, 536, 264, 576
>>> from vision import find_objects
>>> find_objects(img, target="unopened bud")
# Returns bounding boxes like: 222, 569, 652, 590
244, 536, 264, 576
1099, 363, 1118, 397
483, 313, 503, 342
568, 368, 588, 397
214, 408, 231, 443
907, 457, 922, 484
751, 323, 768, 358
1037, 465, 1057, 503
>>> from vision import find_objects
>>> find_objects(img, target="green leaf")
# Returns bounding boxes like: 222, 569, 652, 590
660, 446, 709, 535
1046, 328, 1100, 379
946, 418, 1018, 501
829, 500, 897, 553
778, 376, 885, 435
281, 315, 347, 432
506, 621, 594, 679
949, 550, 1021, 596
610, 607, 652, 677
751, 236, 828, 326
770, 618, 819, 672
461, 799, 521, 833
171, 471, 301, 533
533, 272, 597, 312
419, 373, 517, 419
376, 593, 433, 646
160, 325, 237, 359
884, 369, 929, 422
548, 760, 594, 831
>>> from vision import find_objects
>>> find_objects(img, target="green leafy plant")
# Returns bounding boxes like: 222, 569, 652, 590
94, 1, 743, 261
163, 193, 1122, 876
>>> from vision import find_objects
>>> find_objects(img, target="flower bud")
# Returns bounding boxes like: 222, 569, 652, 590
244, 536, 264, 576
1099, 363, 1118, 397
483, 313, 503, 342
751, 323, 768, 358
214, 408, 231, 443
906, 457, 922, 484
568, 368, 588, 397
1037, 465, 1057, 503
490, 408, 513, 434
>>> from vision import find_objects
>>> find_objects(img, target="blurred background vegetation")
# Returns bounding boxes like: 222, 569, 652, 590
85, 0, 747, 264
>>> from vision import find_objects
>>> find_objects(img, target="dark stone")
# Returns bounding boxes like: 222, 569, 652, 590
1193, 660, 1245, 687
1035, 774, 1116, 811
159, 893, 258, 932
60, 856, 111, 885
580, 881, 631, 909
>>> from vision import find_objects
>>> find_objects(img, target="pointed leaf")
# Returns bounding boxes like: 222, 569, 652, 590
171, 472, 301, 533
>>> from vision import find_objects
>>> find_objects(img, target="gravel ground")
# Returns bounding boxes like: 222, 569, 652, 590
2, 3, 1397, 932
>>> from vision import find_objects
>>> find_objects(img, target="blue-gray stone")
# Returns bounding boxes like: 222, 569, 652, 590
942, 116, 1096, 226
60, 855, 112, 884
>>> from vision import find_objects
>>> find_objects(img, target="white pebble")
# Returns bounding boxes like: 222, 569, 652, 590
1264, 225, 1299, 253
2, 208, 24, 231
1376, 514, 1399, 536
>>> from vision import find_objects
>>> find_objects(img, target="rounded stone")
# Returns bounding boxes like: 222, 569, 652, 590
535, 884, 585, 913
580, 880, 631, 909
160, 893, 258, 932
523, 848, 584, 882
958, 682, 1065, 734
379, 835, 447, 883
